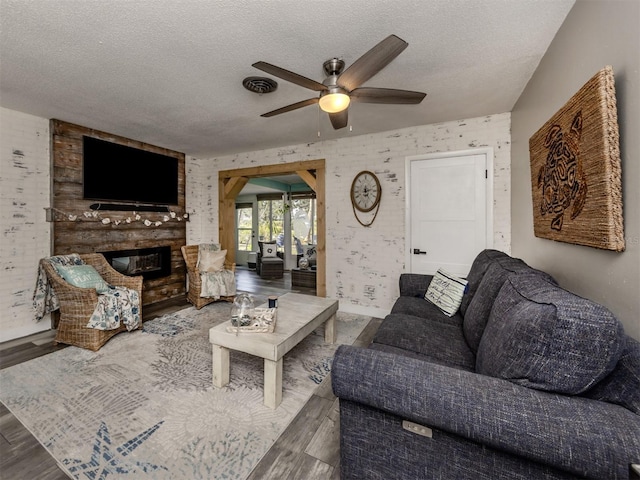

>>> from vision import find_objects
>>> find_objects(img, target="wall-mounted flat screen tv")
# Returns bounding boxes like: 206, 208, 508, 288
83, 136, 179, 206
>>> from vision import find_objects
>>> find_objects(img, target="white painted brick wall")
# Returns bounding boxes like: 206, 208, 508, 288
0, 108, 51, 342
0, 109, 509, 342
187, 113, 511, 318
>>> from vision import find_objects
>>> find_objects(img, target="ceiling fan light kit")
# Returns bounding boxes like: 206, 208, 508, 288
252, 34, 426, 129
319, 90, 350, 113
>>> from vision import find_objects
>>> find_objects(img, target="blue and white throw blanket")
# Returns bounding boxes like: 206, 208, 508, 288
33, 254, 84, 321
33, 254, 140, 331
86, 286, 140, 331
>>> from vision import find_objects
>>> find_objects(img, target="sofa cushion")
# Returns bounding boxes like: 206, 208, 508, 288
462, 258, 532, 353
459, 249, 512, 316
582, 335, 640, 415
368, 342, 475, 372
373, 313, 475, 370
391, 296, 463, 326
476, 274, 624, 394
398, 273, 433, 298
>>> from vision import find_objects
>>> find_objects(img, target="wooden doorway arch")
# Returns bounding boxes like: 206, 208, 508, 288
219, 159, 326, 297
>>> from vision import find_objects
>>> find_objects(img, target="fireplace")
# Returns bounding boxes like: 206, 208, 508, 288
101, 246, 171, 280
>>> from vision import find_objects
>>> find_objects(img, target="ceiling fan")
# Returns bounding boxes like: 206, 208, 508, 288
252, 34, 427, 130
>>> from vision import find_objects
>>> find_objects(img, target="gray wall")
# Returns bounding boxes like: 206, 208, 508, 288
511, 0, 639, 340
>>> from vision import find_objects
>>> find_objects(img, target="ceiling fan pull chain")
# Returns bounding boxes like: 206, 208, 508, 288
353, 202, 380, 227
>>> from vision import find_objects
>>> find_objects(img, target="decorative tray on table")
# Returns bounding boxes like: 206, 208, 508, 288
227, 307, 277, 333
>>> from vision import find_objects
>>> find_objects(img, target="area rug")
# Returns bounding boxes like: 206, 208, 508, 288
0, 301, 369, 479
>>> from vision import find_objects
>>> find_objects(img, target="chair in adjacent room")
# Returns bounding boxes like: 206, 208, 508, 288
181, 244, 236, 310
257, 241, 284, 279
36, 253, 143, 351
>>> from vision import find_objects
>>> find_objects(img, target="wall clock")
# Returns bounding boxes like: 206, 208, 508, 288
350, 170, 382, 227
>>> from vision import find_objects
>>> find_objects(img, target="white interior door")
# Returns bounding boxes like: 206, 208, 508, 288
406, 149, 493, 277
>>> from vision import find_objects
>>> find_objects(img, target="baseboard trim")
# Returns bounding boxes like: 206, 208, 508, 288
338, 303, 389, 319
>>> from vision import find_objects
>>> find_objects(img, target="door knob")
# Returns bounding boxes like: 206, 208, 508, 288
413, 249, 427, 255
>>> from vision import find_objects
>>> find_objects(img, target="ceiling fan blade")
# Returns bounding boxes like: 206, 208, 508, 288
329, 109, 349, 130
338, 35, 408, 92
253, 61, 328, 92
260, 98, 319, 117
350, 87, 426, 104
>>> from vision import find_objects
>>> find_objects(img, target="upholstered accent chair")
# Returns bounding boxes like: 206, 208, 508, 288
257, 241, 284, 279
38, 253, 143, 351
181, 244, 236, 310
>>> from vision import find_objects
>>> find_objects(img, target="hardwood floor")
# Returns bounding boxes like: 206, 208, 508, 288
0, 267, 381, 479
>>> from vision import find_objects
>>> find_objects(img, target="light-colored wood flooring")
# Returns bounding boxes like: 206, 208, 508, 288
0, 267, 381, 480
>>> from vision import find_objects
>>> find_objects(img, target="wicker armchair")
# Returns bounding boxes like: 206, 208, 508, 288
181, 245, 236, 309
40, 253, 143, 351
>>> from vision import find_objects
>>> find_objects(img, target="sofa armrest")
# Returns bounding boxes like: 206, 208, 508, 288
332, 345, 640, 480
398, 273, 433, 297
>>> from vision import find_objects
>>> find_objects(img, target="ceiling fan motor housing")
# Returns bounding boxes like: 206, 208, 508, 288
323, 58, 345, 77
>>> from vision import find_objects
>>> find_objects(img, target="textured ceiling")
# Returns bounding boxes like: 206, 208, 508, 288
0, 0, 575, 158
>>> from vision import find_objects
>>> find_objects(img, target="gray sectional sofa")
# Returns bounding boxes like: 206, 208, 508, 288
332, 249, 640, 479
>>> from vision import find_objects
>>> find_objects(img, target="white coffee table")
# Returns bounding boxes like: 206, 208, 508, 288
209, 292, 339, 408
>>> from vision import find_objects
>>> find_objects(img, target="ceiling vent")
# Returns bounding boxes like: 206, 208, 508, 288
243, 76, 278, 94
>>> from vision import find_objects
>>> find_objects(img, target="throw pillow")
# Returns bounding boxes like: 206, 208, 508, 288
262, 243, 278, 258
54, 264, 111, 294
197, 243, 221, 270
424, 269, 468, 317
198, 249, 227, 273
476, 274, 624, 395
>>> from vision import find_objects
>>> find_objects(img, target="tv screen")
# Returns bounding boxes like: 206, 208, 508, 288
83, 136, 179, 205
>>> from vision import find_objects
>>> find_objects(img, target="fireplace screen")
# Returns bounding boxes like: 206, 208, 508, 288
101, 246, 171, 279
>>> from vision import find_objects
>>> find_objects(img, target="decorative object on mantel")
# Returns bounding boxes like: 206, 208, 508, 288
45, 206, 190, 226
350, 170, 382, 227
529, 65, 624, 251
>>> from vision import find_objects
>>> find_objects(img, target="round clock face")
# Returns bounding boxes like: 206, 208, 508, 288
350, 171, 381, 213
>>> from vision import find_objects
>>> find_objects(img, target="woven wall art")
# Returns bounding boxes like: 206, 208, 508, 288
529, 65, 624, 251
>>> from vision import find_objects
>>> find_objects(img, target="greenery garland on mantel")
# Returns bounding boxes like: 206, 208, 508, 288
45, 207, 190, 226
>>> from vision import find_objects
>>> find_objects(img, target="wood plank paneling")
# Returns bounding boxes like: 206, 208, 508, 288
50, 120, 187, 306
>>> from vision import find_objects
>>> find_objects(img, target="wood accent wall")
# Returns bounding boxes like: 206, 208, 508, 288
50, 119, 187, 306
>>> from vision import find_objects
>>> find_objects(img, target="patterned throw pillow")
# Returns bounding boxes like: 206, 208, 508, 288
198, 249, 227, 273
424, 269, 468, 317
262, 243, 278, 258
54, 265, 111, 294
